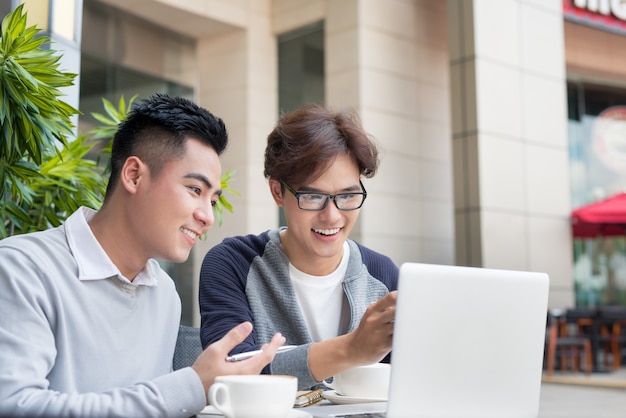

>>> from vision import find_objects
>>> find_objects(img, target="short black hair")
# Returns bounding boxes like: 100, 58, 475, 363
106, 94, 228, 195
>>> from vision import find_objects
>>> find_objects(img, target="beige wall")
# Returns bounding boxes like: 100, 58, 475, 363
85, 0, 579, 318
194, 0, 456, 269
324, 0, 455, 265
193, 0, 456, 323
193, 1, 281, 324
448, 0, 573, 308
84, 1, 197, 85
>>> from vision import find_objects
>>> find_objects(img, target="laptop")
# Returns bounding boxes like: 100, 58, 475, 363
307, 262, 550, 418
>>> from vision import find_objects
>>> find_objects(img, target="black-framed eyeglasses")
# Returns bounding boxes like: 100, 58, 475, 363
281, 180, 367, 211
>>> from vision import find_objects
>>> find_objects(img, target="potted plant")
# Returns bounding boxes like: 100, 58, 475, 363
0, 5, 236, 239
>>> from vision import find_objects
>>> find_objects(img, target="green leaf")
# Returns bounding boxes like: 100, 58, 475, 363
1, 4, 240, 238
102, 97, 120, 119
91, 112, 116, 126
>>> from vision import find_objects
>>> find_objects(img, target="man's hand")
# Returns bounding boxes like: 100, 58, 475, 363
308, 291, 396, 381
191, 322, 286, 401
347, 291, 397, 364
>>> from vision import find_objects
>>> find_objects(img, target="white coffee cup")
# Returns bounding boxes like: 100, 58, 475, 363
208, 375, 297, 418
324, 363, 391, 399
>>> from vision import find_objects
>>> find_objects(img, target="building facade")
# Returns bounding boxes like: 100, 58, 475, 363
10, 0, 626, 324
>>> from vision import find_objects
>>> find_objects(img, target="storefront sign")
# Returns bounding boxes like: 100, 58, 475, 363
563, 0, 626, 35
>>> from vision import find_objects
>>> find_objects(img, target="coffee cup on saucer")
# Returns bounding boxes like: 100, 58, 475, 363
324, 363, 390, 399
208, 374, 297, 418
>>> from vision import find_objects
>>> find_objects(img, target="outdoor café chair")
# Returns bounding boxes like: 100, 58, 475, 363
545, 312, 592, 375
173, 325, 203, 371
597, 306, 626, 371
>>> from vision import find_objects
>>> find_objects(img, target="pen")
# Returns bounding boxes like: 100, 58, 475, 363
225, 345, 297, 362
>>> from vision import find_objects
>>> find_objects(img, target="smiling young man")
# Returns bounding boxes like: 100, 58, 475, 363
0, 94, 285, 417
198, 104, 398, 390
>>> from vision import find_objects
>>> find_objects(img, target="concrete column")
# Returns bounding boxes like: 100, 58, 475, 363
447, 0, 574, 308
326, 0, 455, 265
193, 0, 278, 324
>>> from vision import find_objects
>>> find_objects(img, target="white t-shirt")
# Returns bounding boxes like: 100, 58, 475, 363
289, 242, 351, 342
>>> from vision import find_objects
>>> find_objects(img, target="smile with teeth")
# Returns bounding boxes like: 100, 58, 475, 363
313, 227, 341, 236
181, 227, 198, 240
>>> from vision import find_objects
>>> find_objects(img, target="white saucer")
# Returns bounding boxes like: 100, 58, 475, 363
322, 390, 387, 405
290, 410, 313, 418
198, 405, 311, 417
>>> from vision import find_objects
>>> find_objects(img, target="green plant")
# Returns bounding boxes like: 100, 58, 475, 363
215, 168, 240, 226
0, 4, 105, 238
89, 94, 136, 175
0, 5, 237, 239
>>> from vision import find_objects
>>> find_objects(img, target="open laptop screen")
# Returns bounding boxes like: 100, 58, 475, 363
305, 263, 549, 418
387, 263, 549, 418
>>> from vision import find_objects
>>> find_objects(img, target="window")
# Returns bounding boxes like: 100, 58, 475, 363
277, 22, 324, 225
568, 80, 626, 307
79, 62, 194, 325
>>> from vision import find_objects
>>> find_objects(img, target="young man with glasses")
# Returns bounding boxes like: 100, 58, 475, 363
198, 104, 398, 390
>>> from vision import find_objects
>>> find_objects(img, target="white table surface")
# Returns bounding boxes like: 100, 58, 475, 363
197, 400, 387, 417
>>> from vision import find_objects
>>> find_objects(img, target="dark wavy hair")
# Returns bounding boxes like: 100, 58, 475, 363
106, 94, 228, 195
264, 104, 379, 186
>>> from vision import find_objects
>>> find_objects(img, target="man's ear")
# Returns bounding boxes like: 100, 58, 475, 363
120, 156, 147, 194
268, 178, 284, 207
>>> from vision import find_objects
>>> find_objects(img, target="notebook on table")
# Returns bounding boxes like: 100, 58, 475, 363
307, 262, 550, 418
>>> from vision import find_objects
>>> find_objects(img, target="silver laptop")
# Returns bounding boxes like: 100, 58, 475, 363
307, 262, 549, 418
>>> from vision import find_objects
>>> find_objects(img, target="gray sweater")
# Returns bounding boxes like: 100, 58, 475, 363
0, 208, 206, 417
199, 228, 399, 390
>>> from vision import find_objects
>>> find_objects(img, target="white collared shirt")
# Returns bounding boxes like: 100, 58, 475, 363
65, 207, 158, 286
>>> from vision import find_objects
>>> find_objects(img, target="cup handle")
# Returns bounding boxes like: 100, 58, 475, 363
323, 376, 338, 391
208, 382, 234, 418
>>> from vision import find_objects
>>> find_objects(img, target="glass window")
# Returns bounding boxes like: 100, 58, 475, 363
277, 22, 324, 225
568, 80, 626, 307
568, 81, 626, 207
278, 21, 324, 113
79, 54, 193, 135
79, 58, 195, 324
0, 2, 12, 20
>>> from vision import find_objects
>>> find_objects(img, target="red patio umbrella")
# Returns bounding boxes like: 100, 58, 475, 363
571, 192, 626, 238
